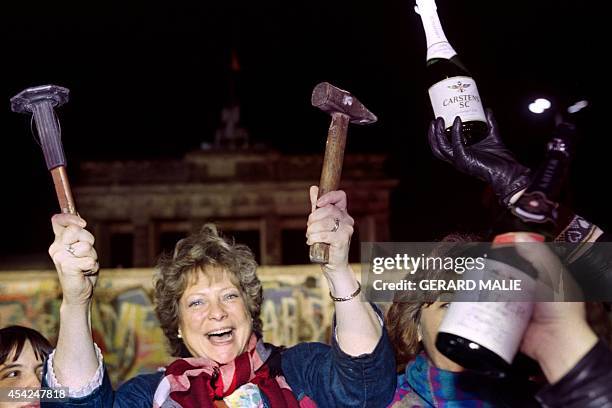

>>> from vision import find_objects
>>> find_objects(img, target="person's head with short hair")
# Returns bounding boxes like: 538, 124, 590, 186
385, 233, 480, 373
154, 224, 262, 363
0, 325, 53, 401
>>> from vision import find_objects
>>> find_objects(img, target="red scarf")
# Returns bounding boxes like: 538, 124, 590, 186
153, 334, 301, 408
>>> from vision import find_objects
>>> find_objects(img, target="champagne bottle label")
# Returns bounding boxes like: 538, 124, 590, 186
438, 300, 534, 364
428, 76, 486, 127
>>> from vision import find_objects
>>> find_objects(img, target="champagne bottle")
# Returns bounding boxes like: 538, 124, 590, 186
415, 0, 487, 145
435, 117, 576, 377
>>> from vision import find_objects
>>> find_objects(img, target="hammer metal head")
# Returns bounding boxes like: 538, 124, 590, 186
10, 85, 70, 114
311, 82, 377, 125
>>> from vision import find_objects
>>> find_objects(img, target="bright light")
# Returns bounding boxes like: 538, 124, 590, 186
529, 102, 545, 114
529, 97, 551, 114
534, 98, 551, 109
568, 100, 589, 114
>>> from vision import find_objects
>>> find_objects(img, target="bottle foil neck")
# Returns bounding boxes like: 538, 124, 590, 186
416, 3, 457, 60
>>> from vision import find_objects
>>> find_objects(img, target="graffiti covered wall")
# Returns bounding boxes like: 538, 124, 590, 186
0, 265, 344, 386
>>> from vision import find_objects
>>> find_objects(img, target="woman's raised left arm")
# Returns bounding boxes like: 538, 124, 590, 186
306, 186, 382, 356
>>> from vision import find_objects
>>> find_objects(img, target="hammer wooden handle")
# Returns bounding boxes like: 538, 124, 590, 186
310, 113, 349, 264
51, 166, 77, 214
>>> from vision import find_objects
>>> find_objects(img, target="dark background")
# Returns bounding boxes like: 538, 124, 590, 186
0, 0, 605, 262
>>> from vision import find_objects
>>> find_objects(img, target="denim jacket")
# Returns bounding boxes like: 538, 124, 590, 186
42, 318, 395, 407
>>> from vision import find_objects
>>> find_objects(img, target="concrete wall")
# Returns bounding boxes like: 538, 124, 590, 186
0, 265, 356, 386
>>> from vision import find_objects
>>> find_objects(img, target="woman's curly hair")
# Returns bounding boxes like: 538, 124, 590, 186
154, 224, 262, 357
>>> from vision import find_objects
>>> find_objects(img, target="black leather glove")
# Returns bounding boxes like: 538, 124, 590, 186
536, 340, 612, 408
428, 109, 531, 207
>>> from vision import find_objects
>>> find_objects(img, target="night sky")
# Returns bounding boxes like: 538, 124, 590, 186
0, 0, 605, 263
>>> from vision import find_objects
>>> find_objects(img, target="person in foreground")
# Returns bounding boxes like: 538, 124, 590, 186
428, 110, 612, 293
0, 325, 53, 408
41, 187, 396, 407
382, 111, 612, 407
384, 233, 612, 407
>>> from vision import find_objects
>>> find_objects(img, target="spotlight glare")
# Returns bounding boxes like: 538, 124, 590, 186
534, 98, 551, 109
568, 100, 589, 114
529, 102, 545, 114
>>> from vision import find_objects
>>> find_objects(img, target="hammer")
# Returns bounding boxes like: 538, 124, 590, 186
310, 82, 377, 264
11, 85, 76, 215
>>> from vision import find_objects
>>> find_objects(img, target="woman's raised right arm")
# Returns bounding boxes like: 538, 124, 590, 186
48, 213, 100, 389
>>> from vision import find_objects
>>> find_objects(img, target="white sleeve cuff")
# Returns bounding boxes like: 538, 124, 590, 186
45, 343, 105, 398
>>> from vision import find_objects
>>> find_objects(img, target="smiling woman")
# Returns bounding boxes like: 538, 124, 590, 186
154, 226, 261, 363
176, 268, 252, 365
41, 187, 396, 408
0, 325, 53, 408
149, 227, 300, 407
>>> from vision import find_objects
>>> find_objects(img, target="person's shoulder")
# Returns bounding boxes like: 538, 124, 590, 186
281, 342, 330, 357
118, 370, 164, 395
388, 371, 426, 407
279, 342, 331, 372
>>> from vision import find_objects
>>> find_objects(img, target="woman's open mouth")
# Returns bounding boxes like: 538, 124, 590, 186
206, 327, 234, 344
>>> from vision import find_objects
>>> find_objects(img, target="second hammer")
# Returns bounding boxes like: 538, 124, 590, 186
310, 82, 377, 264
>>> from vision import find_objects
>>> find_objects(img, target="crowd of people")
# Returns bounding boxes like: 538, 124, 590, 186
1, 112, 612, 407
